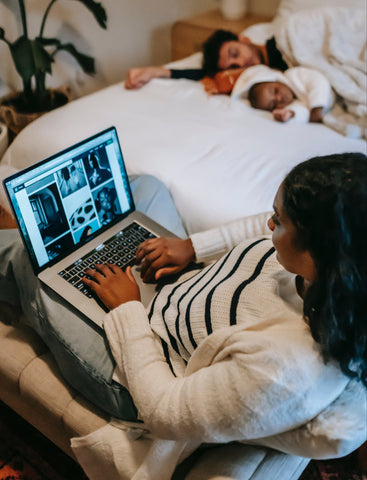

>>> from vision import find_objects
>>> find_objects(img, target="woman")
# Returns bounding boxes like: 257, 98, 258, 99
1, 154, 366, 476
72, 153, 366, 478
84, 153, 366, 390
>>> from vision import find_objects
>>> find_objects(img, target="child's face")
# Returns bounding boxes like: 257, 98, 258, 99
252, 82, 294, 111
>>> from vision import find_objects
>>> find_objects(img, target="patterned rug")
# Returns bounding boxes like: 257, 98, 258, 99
0, 400, 365, 480
300, 451, 366, 480
0, 401, 87, 480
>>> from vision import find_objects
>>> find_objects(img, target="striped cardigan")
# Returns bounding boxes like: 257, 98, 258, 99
72, 214, 356, 480
104, 214, 349, 441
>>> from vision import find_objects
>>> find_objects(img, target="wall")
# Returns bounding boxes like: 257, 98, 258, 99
249, 0, 280, 16
0, 0, 279, 99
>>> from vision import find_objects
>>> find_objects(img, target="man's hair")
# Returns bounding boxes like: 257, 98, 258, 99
282, 153, 367, 386
202, 29, 238, 76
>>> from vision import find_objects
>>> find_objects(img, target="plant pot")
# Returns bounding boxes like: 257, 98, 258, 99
0, 87, 71, 140
0, 122, 8, 160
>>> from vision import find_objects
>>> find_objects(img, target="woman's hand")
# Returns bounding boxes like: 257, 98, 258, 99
83, 265, 140, 310
136, 238, 195, 283
124, 67, 171, 89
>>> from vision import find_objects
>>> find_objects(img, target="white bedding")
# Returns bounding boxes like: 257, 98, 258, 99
274, 7, 367, 139
1, 35, 366, 235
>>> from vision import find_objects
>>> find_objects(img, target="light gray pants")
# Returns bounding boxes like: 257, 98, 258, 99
0, 175, 186, 420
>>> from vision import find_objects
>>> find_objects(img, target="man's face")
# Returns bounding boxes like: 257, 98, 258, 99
218, 39, 261, 70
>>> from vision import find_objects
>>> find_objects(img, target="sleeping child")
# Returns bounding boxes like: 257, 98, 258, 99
202, 65, 333, 124
234, 64, 333, 123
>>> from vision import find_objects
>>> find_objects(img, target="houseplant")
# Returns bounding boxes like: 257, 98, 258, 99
0, 0, 107, 136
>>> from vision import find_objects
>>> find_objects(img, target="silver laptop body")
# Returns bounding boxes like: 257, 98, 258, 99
3, 127, 177, 328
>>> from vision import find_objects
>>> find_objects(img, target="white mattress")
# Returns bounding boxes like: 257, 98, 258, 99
2, 54, 366, 234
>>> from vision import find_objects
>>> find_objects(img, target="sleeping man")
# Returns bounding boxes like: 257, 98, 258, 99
124, 29, 288, 89
124, 6, 365, 138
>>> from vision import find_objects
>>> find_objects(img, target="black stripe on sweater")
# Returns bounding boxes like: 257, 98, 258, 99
230, 246, 275, 325
178, 249, 244, 352
147, 289, 179, 376
204, 238, 267, 335
185, 239, 267, 349
160, 338, 176, 376
148, 263, 214, 358
174, 261, 220, 354
147, 295, 178, 375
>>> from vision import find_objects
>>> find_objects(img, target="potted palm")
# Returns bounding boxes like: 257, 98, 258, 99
0, 0, 107, 137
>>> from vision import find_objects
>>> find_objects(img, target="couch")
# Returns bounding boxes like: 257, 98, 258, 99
0, 299, 314, 479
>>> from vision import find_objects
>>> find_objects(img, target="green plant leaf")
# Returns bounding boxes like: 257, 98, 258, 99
32, 39, 54, 73
55, 42, 95, 74
74, 0, 107, 29
10, 37, 54, 82
36, 37, 95, 74
36, 37, 60, 46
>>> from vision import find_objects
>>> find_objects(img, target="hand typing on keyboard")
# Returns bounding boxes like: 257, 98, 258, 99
136, 237, 196, 283
83, 265, 140, 311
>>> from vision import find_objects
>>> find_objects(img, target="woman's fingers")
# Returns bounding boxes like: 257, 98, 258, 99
84, 267, 105, 284
155, 266, 181, 280
83, 264, 141, 309
125, 266, 138, 285
136, 239, 161, 262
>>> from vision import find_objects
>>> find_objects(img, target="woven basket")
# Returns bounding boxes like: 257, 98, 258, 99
0, 87, 70, 139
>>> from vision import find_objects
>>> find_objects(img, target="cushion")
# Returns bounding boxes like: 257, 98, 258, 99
250, 379, 367, 460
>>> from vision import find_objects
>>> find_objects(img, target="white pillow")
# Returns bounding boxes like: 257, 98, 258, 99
251, 378, 367, 459
276, 0, 365, 18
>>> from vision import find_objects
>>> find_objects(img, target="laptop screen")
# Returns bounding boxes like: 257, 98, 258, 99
4, 127, 135, 272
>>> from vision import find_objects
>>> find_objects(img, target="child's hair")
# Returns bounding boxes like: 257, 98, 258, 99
248, 83, 264, 109
282, 153, 367, 386
202, 30, 238, 77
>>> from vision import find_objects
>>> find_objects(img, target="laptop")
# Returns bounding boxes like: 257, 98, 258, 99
3, 127, 178, 328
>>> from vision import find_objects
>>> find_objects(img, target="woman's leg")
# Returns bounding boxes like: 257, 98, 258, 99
0, 228, 137, 420
130, 175, 187, 238
0, 174, 186, 419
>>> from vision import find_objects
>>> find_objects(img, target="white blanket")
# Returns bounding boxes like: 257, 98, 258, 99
274, 7, 367, 139
1, 77, 365, 235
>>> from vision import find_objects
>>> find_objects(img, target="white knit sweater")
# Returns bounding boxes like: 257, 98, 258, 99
71, 213, 364, 480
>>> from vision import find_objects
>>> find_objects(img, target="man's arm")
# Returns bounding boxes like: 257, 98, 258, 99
170, 69, 205, 81
125, 67, 205, 89
125, 67, 171, 89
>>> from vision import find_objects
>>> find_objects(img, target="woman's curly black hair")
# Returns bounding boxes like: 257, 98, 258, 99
282, 153, 367, 386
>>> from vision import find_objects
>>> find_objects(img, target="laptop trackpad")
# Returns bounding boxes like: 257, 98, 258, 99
132, 265, 158, 308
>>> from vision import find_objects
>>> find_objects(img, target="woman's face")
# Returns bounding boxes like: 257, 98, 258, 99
268, 184, 317, 282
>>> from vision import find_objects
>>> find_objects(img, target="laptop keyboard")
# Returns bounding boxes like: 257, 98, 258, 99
58, 222, 156, 298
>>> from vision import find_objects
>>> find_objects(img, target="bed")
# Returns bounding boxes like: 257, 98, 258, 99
1, 4, 366, 235
0, 0, 366, 478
